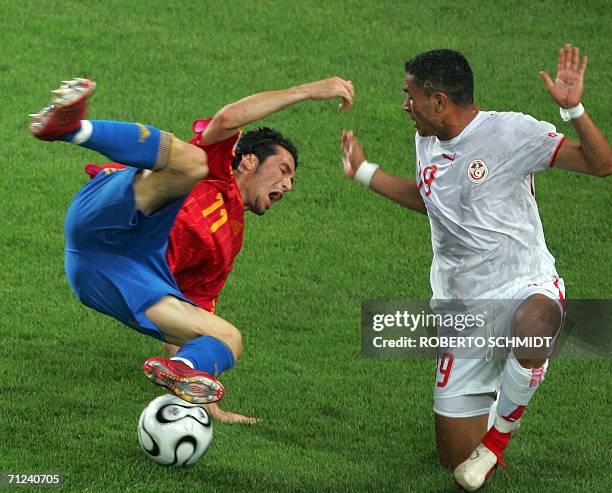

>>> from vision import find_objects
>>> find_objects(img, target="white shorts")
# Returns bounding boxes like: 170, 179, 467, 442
433, 278, 566, 418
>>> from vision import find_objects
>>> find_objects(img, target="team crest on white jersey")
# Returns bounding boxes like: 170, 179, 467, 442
467, 159, 488, 183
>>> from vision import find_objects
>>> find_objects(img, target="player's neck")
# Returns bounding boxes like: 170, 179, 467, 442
436, 106, 479, 142
234, 172, 252, 211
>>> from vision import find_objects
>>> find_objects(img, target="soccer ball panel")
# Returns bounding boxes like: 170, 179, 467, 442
137, 395, 213, 466
175, 437, 197, 466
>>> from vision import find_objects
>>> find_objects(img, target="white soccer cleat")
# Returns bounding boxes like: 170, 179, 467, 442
454, 443, 501, 491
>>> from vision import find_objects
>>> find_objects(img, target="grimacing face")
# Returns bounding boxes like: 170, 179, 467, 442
403, 74, 442, 137
243, 146, 295, 215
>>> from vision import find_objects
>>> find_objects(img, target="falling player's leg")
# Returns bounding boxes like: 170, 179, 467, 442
454, 289, 565, 491
29, 77, 209, 215
142, 296, 243, 404
34, 79, 237, 404
163, 343, 180, 357
160, 320, 256, 424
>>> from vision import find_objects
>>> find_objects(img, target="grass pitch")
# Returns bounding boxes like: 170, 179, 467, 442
0, 1, 610, 492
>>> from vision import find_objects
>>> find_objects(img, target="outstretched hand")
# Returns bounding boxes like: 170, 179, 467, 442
540, 44, 587, 109
304, 77, 354, 111
342, 130, 366, 179
203, 402, 257, 425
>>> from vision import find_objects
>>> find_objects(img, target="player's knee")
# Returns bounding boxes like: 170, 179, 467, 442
224, 326, 243, 361
192, 322, 243, 361
186, 145, 209, 181
512, 299, 561, 339
171, 138, 209, 182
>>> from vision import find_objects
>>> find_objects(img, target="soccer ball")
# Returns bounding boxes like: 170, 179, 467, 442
137, 394, 213, 466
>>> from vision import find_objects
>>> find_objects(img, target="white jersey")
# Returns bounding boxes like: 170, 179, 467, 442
415, 111, 566, 300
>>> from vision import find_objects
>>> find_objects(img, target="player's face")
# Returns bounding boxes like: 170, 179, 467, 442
245, 146, 295, 215
403, 74, 441, 137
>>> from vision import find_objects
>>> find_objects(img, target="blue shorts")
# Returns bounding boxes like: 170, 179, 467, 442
64, 167, 194, 341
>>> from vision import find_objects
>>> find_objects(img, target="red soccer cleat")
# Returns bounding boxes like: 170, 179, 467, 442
143, 357, 225, 404
29, 77, 96, 141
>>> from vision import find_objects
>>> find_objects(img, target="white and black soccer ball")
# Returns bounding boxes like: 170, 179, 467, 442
137, 394, 213, 466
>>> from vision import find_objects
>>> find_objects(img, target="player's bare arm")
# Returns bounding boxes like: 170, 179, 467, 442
342, 130, 427, 214
157, 80, 351, 425
201, 77, 354, 145
540, 44, 612, 177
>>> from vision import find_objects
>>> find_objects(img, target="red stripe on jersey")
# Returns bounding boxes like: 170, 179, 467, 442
553, 278, 567, 312
549, 136, 567, 167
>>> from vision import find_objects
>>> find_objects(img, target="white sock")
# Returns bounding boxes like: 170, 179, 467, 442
71, 120, 93, 144
496, 354, 548, 430
487, 395, 499, 430
170, 356, 194, 369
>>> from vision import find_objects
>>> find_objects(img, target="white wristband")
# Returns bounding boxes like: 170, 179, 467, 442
354, 160, 379, 187
559, 103, 585, 122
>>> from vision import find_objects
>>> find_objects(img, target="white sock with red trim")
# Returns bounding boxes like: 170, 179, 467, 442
482, 354, 548, 461
482, 354, 548, 464
497, 354, 548, 423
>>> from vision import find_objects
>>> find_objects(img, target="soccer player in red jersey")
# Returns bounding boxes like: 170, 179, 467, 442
166, 122, 294, 315
85, 76, 355, 423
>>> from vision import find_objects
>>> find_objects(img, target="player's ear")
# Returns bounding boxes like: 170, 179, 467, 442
433, 92, 448, 113
238, 154, 258, 172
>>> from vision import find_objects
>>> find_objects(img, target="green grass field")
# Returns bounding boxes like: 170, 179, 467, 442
1, 0, 610, 491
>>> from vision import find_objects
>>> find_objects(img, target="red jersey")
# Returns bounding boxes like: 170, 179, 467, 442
84, 118, 245, 313
166, 119, 244, 312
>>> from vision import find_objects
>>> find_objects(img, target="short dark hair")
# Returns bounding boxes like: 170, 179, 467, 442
405, 49, 474, 105
232, 127, 298, 170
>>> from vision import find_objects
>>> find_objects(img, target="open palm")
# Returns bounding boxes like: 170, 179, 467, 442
539, 44, 587, 109
342, 130, 365, 178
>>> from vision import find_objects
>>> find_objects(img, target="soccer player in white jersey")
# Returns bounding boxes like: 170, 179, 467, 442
341, 44, 611, 491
